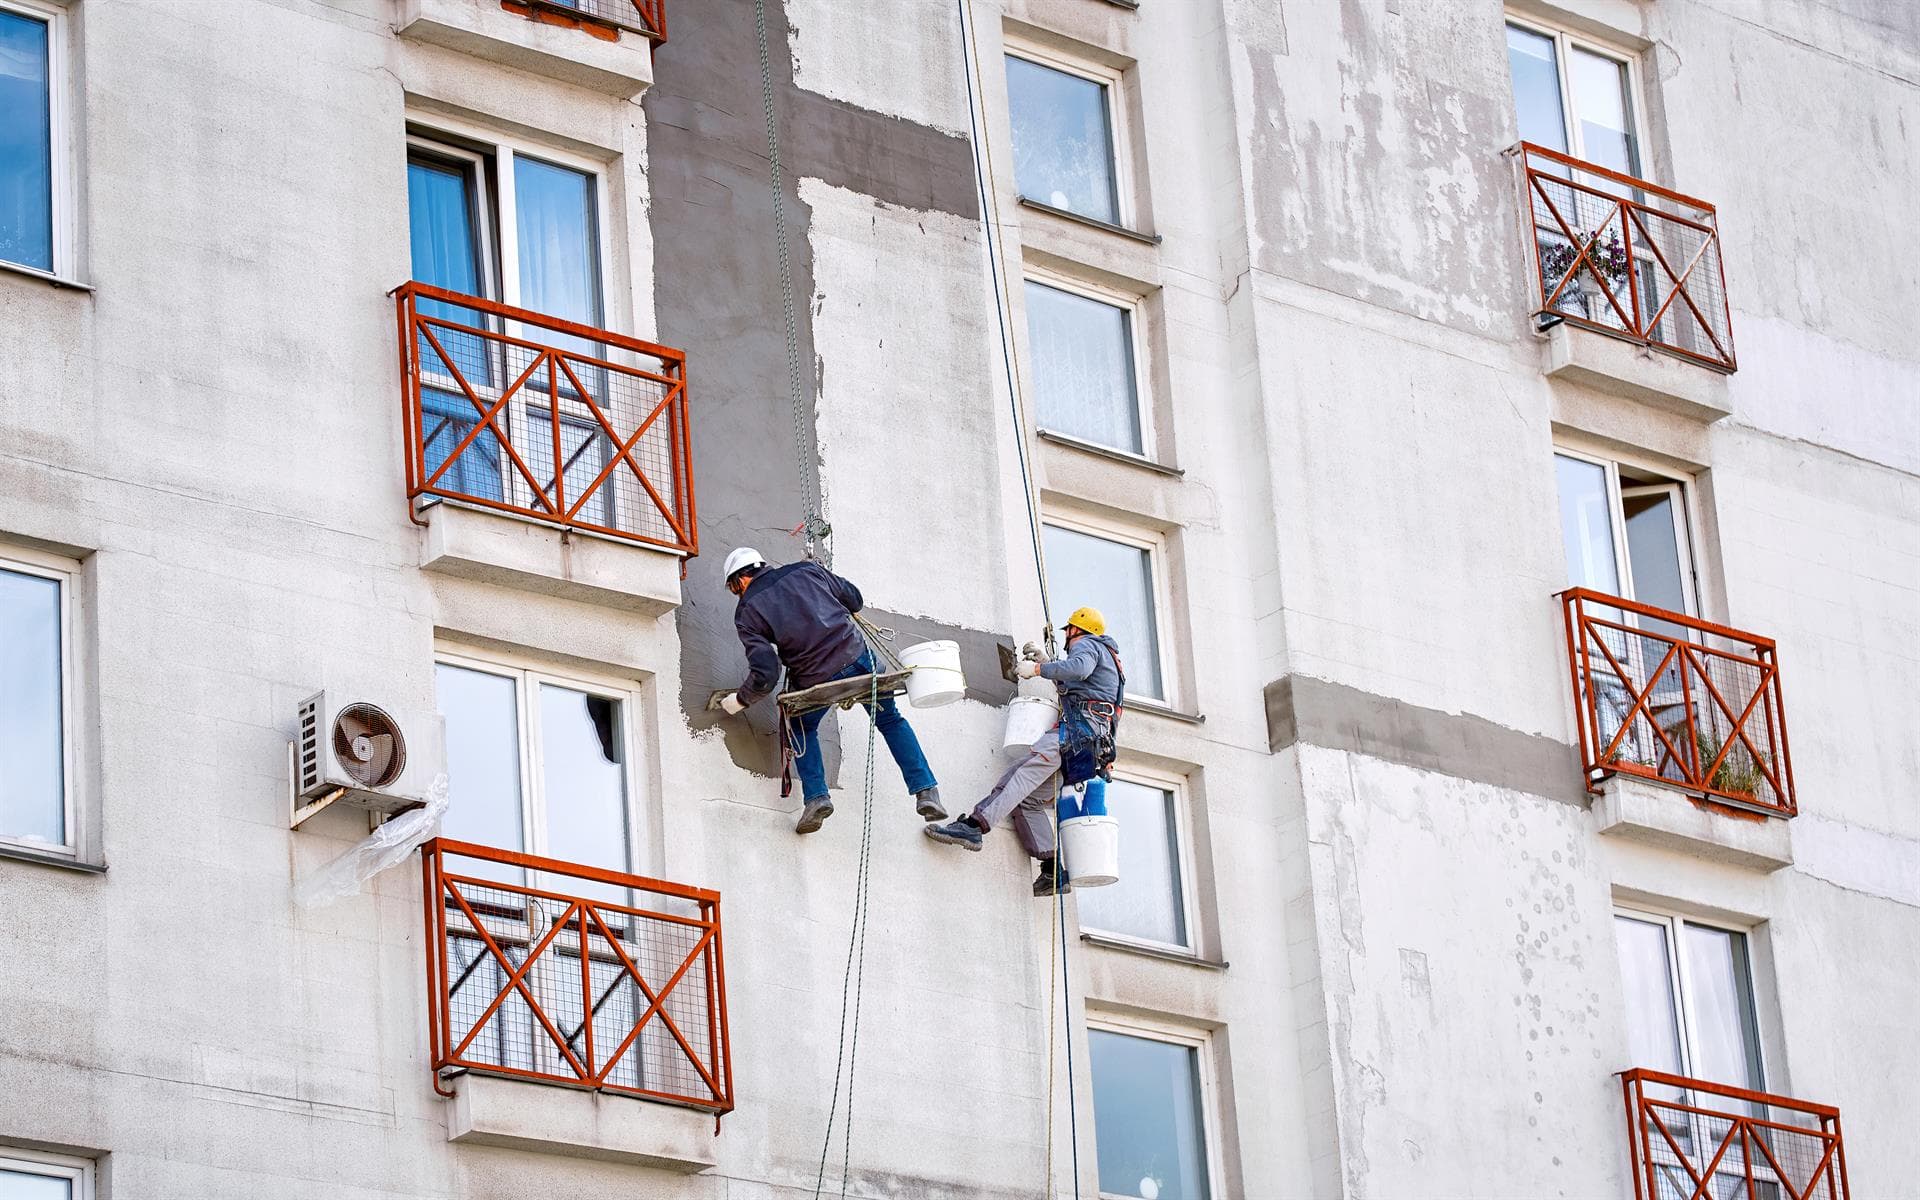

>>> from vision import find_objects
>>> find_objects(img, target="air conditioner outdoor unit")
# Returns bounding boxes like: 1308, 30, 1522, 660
291, 691, 444, 829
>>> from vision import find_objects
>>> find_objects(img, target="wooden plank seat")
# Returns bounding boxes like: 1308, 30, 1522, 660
776, 668, 915, 717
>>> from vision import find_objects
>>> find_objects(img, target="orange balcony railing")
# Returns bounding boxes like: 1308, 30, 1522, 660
394, 282, 696, 555
1519, 143, 1735, 371
1560, 589, 1795, 816
512, 0, 666, 41
1622, 1069, 1849, 1200
420, 838, 733, 1116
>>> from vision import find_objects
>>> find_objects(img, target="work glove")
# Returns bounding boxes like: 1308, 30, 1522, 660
1021, 641, 1049, 663
1016, 659, 1041, 680
719, 692, 748, 716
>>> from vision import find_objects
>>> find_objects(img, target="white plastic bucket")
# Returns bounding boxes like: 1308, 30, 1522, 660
1001, 695, 1060, 757
899, 640, 965, 708
1059, 815, 1119, 888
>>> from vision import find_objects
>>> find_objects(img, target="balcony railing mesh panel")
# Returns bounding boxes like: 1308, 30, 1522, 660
1623, 1070, 1848, 1200
1521, 143, 1735, 371
1560, 589, 1795, 815
521, 0, 665, 40
422, 839, 732, 1115
396, 282, 696, 555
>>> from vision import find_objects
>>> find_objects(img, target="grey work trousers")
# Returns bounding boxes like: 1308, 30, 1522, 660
970, 726, 1060, 861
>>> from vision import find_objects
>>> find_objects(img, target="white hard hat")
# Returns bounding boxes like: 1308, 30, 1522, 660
722, 547, 767, 581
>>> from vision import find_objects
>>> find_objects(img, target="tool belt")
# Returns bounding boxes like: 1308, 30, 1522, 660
1060, 674, 1124, 790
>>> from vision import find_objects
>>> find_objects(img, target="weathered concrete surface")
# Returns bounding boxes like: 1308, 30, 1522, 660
1592, 773, 1793, 872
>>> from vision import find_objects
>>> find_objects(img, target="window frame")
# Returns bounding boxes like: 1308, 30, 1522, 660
0, 0, 75, 283
1614, 902, 1768, 1090
0, 1148, 96, 1200
0, 547, 78, 861
1553, 442, 1702, 616
433, 648, 647, 877
1041, 511, 1175, 706
1084, 1014, 1225, 1200
1022, 267, 1154, 460
1076, 762, 1197, 956
1504, 13, 1652, 179
1002, 39, 1135, 229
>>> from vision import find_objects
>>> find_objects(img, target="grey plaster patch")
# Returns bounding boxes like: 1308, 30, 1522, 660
1265, 674, 1587, 806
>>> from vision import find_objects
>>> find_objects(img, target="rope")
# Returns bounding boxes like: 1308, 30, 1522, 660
811, 673, 881, 1199
754, 0, 832, 565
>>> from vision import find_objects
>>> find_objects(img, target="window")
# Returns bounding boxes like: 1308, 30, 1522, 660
435, 655, 637, 890
1089, 1025, 1215, 1200
1554, 449, 1696, 618
1077, 774, 1190, 951
0, 1150, 94, 1200
1506, 18, 1641, 179
1025, 277, 1144, 455
1043, 519, 1167, 702
1615, 906, 1767, 1112
0, 552, 72, 858
406, 126, 612, 521
1005, 50, 1122, 224
0, 0, 68, 276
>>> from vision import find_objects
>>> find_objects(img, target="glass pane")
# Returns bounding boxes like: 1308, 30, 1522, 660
1623, 489, 1690, 616
1077, 780, 1185, 947
1006, 55, 1118, 224
407, 154, 497, 430
1615, 915, 1685, 1075
1505, 24, 1568, 153
1682, 924, 1765, 1094
1090, 1030, 1211, 1200
408, 157, 482, 298
0, 10, 52, 272
0, 567, 64, 847
0, 1169, 73, 1200
1042, 525, 1163, 700
538, 685, 629, 899
1555, 454, 1620, 593
436, 664, 525, 879
1570, 47, 1639, 177
514, 155, 602, 340
1025, 281, 1142, 454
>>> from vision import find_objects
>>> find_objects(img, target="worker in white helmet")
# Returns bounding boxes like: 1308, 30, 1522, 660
712, 548, 945, 834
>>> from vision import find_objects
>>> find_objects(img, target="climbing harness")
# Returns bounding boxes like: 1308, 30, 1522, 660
754, 0, 832, 565
1060, 649, 1126, 789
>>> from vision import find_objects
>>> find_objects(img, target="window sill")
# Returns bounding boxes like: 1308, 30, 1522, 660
396, 0, 657, 97
444, 1072, 717, 1172
1038, 429, 1183, 478
1018, 197, 1161, 246
1590, 773, 1792, 872
0, 842, 105, 875
1080, 932, 1225, 970
0, 260, 92, 292
1125, 698, 1205, 725
418, 500, 684, 616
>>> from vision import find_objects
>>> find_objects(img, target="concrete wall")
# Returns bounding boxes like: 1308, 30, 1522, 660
0, 0, 1913, 1198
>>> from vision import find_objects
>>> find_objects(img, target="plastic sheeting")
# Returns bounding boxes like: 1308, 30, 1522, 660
294, 774, 449, 909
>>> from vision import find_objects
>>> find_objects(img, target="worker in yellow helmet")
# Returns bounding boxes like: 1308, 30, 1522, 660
925, 606, 1124, 896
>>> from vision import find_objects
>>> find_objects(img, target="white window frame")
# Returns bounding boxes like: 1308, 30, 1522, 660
1084, 1014, 1226, 1200
1021, 266, 1155, 460
1554, 442, 1702, 616
1615, 903, 1767, 1089
0, 1148, 96, 1200
1078, 762, 1197, 955
0, 0, 77, 284
0, 547, 77, 860
434, 648, 647, 877
1505, 13, 1652, 179
1042, 511, 1175, 706
1002, 38, 1135, 229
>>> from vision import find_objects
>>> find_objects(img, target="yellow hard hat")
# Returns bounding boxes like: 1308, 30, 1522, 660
1065, 606, 1106, 636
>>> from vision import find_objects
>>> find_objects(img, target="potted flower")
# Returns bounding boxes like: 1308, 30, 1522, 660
1539, 228, 1631, 323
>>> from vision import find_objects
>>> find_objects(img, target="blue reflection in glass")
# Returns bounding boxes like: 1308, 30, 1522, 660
0, 11, 53, 271
1006, 55, 1117, 224
0, 1167, 73, 1200
1042, 524, 1163, 699
0, 567, 63, 846
1090, 1030, 1210, 1199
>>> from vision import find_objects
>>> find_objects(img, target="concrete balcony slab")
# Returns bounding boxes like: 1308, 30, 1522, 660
420, 502, 682, 615
445, 1074, 716, 1171
397, 0, 656, 97
1591, 774, 1792, 872
1541, 323, 1731, 423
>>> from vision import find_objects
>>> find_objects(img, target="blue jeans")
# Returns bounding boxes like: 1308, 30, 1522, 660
792, 650, 936, 802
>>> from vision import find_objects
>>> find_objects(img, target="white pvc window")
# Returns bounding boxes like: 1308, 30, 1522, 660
1005, 49, 1123, 224
1615, 906, 1768, 1116
1088, 1023, 1218, 1200
0, 0, 71, 279
0, 1150, 94, 1200
0, 552, 73, 857
1506, 17, 1644, 179
1024, 276, 1145, 456
1042, 518, 1168, 702
1554, 448, 1697, 618
1076, 773, 1192, 951
435, 654, 638, 894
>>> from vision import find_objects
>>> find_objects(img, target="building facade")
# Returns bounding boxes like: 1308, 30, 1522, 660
0, 0, 1915, 1197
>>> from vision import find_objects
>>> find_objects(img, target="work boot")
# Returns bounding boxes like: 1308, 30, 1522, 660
914, 787, 947, 822
795, 797, 834, 835
1033, 859, 1072, 897
923, 814, 986, 851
